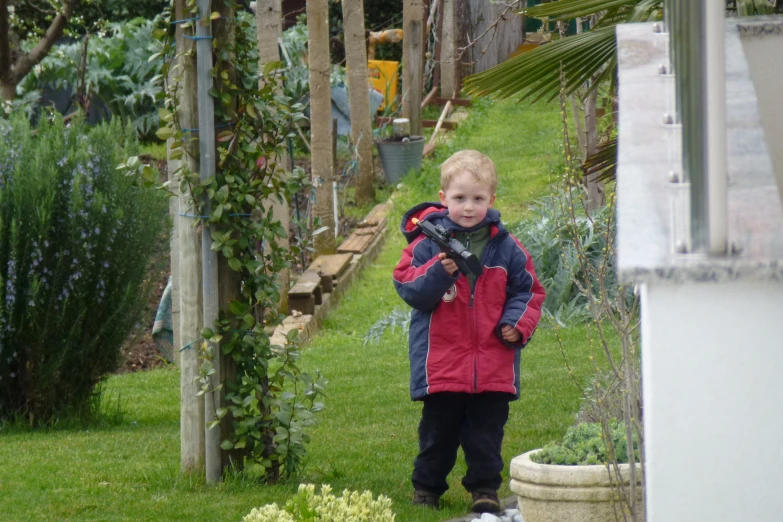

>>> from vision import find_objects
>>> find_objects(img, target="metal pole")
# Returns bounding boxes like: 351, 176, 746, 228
195, 0, 222, 483
705, 0, 727, 254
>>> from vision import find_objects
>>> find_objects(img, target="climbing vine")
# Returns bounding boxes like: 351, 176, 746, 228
130, 3, 327, 481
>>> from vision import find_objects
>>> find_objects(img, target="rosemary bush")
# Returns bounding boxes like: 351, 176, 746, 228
0, 115, 167, 424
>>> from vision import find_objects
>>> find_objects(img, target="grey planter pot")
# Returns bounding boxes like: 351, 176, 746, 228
510, 449, 645, 522
376, 136, 425, 185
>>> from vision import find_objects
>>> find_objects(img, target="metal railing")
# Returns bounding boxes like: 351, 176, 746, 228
664, 0, 727, 255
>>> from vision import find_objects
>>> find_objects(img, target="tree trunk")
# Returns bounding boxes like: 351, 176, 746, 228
0, 82, 15, 101
342, 0, 376, 205
307, 0, 336, 255
403, 0, 424, 135
172, 0, 205, 476
584, 15, 604, 210
439, 0, 457, 98
257, 0, 291, 312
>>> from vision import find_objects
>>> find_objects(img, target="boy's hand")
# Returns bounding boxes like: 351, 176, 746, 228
438, 253, 458, 276
501, 324, 521, 343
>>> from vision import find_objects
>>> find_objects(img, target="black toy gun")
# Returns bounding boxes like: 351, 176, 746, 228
412, 218, 483, 278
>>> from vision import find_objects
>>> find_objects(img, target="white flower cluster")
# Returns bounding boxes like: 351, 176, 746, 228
242, 504, 295, 522
242, 484, 396, 522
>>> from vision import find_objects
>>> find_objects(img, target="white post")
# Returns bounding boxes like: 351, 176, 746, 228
705, 0, 727, 255
195, 0, 222, 484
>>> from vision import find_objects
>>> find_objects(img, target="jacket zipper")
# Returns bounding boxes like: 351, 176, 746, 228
467, 235, 478, 391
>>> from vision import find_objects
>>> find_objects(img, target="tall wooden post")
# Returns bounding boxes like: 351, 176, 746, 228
440, 0, 457, 98
307, 0, 336, 255
342, 0, 375, 206
257, 0, 291, 311
172, 0, 205, 475
403, 0, 424, 135
212, 0, 241, 474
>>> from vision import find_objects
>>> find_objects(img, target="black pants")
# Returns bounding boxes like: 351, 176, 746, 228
412, 392, 512, 495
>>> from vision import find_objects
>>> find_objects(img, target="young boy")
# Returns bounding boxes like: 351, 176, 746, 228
392, 150, 546, 513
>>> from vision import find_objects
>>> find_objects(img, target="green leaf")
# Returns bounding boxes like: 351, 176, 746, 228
523, 0, 640, 21
216, 184, 229, 202
220, 439, 234, 450
228, 257, 242, 271
217, 130, 234, 142
156, 126, 175, 141
463, 25, 617, 104
263, 60, 284, 75
229, 299, 249, 316
216, 407, 228, 419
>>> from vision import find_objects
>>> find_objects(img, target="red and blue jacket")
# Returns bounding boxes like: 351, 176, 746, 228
393, 203, 546, 401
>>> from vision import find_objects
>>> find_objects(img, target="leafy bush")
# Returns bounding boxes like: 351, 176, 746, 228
242, 484, 396, 522
531, 420, 640, 466
0, 114, 168, 424
18, 17, 165, 137
510, 191, 616, 327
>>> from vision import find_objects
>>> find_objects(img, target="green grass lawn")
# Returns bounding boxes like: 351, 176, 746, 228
0, 98, 599, 522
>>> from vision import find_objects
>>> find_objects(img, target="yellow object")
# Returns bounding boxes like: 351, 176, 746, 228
368, 60, 399, 113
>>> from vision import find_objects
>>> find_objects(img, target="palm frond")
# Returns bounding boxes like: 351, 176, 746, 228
463, 26, 616, 104
582, 138, 617, 182
522, 0, 640, 21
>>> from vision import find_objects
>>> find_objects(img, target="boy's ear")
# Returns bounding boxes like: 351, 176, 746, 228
489, 193, 496, 207
439, 190, 447, 206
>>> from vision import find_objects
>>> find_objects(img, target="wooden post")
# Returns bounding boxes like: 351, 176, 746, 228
440, 0, 457, 98
307, 0, 336, 255
172, 0, 205, 476
403, 0, 424, 135
342, 0, 375, 206
212, 0, 240, 474
257, 0, 291, 312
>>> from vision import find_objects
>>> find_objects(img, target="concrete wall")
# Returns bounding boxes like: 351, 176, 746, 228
640, 281, 783, 521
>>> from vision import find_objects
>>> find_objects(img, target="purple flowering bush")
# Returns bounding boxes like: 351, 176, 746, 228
0, 114, 167, 424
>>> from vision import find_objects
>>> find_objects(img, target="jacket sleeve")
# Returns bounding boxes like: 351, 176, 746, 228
393, 235, 458, 312
497, 235, 546, 349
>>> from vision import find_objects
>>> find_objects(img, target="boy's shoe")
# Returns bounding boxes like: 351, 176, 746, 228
471, 488, 501, 513
412, 489, 441, 509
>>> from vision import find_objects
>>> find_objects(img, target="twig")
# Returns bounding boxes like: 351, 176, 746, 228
295, 125, 312, 153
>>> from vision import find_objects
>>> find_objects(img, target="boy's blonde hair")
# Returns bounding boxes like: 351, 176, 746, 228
440, 150, 497, 194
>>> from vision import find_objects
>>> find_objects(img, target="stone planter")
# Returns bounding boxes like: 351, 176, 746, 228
510, 450, 644, 522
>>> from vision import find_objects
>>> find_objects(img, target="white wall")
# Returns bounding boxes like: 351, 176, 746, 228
640, 281, 783, 522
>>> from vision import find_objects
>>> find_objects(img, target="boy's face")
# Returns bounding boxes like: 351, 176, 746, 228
439, 171, 496, 228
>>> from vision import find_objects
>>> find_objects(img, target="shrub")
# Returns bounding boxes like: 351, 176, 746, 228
17, 17, 165, 138
531, 420, 640, 466
0, 114, 168, 424
510, 191, 616, 327
242, 484, 396, 522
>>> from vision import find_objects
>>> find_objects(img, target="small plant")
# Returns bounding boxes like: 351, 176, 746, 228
363, 307, 411, 346
531, 420, 640, 466
242, 484, 396, 522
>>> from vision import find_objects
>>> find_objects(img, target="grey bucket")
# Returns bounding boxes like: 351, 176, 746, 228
376, 136, 425, 185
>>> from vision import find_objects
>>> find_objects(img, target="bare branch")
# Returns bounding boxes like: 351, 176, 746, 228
11, 0, 78, 85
